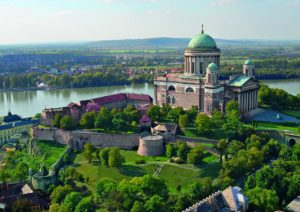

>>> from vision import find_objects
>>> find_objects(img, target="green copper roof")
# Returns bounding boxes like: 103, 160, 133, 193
188, 33, 217, 49
245, 60, 254, 66
208, 63, 218, 71
229, 75, 251, 87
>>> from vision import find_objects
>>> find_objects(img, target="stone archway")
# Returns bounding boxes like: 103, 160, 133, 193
289, 139, 296, 148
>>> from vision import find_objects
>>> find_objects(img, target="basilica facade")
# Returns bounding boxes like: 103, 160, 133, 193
154, 28, 259, 116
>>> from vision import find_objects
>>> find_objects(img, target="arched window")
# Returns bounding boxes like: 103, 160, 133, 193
186, 87, 194, 93
208, 74, 212, 84
172, 96, 176, 105
167, 96, 171, 104
168, 86, 176, 91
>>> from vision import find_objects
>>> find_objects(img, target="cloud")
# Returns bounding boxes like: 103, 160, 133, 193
286, 0, 300, 7
56, 10, 73, 16
212, 0, 237, 6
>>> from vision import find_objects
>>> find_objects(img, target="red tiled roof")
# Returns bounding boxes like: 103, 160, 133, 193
140, 115, 151, 123
92, 93, 127, 105
86, 102, 100, 112
126, 93, 152, 101
136, 104, 151, 111
68, 102, 81, 108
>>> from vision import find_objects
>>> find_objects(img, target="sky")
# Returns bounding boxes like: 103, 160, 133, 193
0, 0, 299, 44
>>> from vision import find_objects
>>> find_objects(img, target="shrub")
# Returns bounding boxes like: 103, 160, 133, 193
135, 159, 146, 164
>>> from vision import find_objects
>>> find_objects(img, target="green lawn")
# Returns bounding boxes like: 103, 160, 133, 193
281, 110, 300, 119
36, 140, 67, 167
246, 122, 299, 133
73, 150, 220, 194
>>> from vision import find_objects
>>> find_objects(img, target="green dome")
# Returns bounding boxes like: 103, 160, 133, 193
245, 60, 254, 66
207, 63, 218, 71
188, 33, 217, 49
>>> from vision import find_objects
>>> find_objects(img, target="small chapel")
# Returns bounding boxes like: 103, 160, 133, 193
154, 26, 259, 116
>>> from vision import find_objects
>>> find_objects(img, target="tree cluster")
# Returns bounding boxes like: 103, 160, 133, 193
244, 144, 300, 211
258, 84, 300, 109
82, 143, 125, 168
94, 174, 215, 212
79, 105, 140, 133
166, 142, 206, 166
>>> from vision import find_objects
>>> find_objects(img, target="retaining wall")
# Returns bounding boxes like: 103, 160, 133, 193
31, 147, 72, 191
32, 127, 140, 150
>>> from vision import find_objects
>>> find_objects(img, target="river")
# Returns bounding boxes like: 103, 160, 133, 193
0, 80, 299, 117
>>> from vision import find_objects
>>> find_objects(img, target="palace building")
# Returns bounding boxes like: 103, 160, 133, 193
154, 26, 259, 116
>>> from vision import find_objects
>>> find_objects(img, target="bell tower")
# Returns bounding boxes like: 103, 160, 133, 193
204, 63, 224, 116
243, 60, 255, 78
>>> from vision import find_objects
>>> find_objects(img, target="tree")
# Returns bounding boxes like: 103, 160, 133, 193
287, 174, 300, 200
160, 104, 172, 117
63, 192, 82, 211
60, 115, 76, 130
53, 113, 62, 127
130, 201, 144, 212
94, 107, 112, 129
187, 145, 205, 166
95, 178, 118, 201
246, 187, 279, 212
225, 100, 239, 113
108, 147, 125, 167
226, 140, 245, 157
50, 185, 73, 204
179, 114, 189, 129
75, 196, 94, 212
169, 107, 184, 123
217, 139, 228, 163
195, 113, 211, 134
83, 143, 96, 163
186, 177, 213, 201
166, 144, 176, 158
211, 110, 225, 130
176, 142, 190, 161
15, 162, 29, 183
186, 106, 198, 123
144, 195, 166, 212
247, 147, 264, 170
140, 175, 168, 200
99, 148, 110, 166
147, 105, 163, 122
49, 203, 60, 212
80, 112, 96, 129
222, 110, 241, 140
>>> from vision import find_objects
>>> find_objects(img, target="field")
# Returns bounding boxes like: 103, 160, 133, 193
246, 121, 299, 133
36, 140, 68, 167
73, 149, 220, 194
282, 110, 300, 119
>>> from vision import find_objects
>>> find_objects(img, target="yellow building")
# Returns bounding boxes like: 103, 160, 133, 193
0, 112, 39, 143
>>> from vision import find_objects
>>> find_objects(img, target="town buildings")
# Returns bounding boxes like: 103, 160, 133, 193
154, 27, 259, 116
0, 112, 39, 144
41, 93, 153, 126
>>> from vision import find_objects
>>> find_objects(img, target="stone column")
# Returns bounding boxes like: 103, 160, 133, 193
238, 93, 241, 111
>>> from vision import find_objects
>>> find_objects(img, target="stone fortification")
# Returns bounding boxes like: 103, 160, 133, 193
137, 135, 164, 156
32, 127, 140, 150
31, 147, 71, 191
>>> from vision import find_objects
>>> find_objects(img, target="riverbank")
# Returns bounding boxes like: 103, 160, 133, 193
0, 76, 299, 93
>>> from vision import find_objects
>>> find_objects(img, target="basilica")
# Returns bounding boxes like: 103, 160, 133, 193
154, 27, 259, 116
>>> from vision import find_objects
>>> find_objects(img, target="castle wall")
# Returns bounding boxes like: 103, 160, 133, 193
32, 127, 140, 150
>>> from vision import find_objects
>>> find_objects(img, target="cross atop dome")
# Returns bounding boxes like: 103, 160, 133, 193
201, 24, 204, 34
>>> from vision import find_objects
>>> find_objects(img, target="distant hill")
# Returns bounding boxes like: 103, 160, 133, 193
87, 37, 300, 49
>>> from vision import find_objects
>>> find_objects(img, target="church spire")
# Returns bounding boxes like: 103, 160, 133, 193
201, 24, 204, 34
